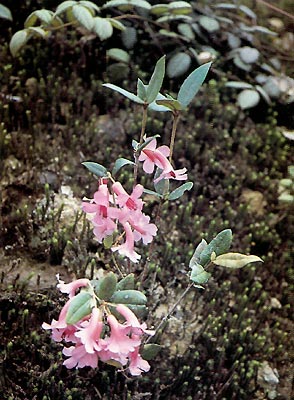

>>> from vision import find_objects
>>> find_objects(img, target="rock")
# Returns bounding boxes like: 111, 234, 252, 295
240, 189, 267, 216
257, 361, 279, 399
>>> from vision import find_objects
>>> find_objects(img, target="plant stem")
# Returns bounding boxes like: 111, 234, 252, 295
133, 104, 148, 186
146, 281, 195, 342
169, 111, 180, 165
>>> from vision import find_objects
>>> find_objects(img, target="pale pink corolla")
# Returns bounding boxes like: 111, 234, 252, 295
128, 211, 157, 245
82, 183, 117, 242
139, 139, 187, 183
63, 344, 99, 369
111, 222, 141, 263
75, 307, 104, 354
112, 182, 144, 211
138, 139, 170, 174
128, 344, 151, 376
116, 304, 155, 336
42, 299, 77, 343
104, 314, 141, 355
57, 275, 90, 298
154, 167, 187, 184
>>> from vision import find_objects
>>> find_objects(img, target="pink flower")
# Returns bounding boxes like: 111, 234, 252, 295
111, 222, 141, 263
116, 304, 155, 336
57, 275, 90, 298
128, 211, 158, 245
104, 314, 141, 354
154, 167, 187, 184
112, 182, 144, 211
138, 139, 170, 174
63, 344, 99, 369
139, 139, 187, 183
42, 299, 78, 343
128, 344, 151, 376
75, 307, 104, 354
82, 183, 117, 243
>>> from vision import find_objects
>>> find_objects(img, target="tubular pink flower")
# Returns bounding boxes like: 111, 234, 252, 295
42, 299, 78, 343
112, 182, 144, 211
63, 344, 99, 369
128, 211, 157, 245
75, 307, 104, 354
104, 314, 141, 355
116, 304, 155, 336
138, 139, 170, 173
111, 222, 141, 263
57, 276, 90, 298
82, 183, 117, 242
154, 167, 188, 184
128, 344, 151, 376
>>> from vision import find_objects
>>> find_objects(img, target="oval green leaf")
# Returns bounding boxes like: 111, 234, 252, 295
189, 239, 208, 268
141, 344, 161, 360
0, 4, 12, 21
178, 62, 211, 107
237, 89, 260, 110
65, 292, 94, 325
167, 52, 191, 78
190, 263, 211, 284
93, 17, 113, 40
102, 83, 144, 104
55, 1, 77, 16
93, 272, 117, 300
82, 161, 107, 177
110, 289, 147, 305
112, 157, 135, 176
212, 253, 263, 269
199, 229, 233, 266
10, 30, 29, 57
116, 273, 135, 290
107, 48, 130, 63
72, 4, 94, 30
146, 55, 166, 104
168, 182, 193, 200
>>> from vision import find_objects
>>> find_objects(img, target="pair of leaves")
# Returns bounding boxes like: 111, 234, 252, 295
103, 55, 166, 105
82, 158, 134, 178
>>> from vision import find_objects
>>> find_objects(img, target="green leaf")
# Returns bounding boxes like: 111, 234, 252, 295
225, 81, 253, 89
72, 4, 94, 30
82, 161, 107, 177
237, 89, 260, 110
150, 4, 169, 15
102, 83, 144, 104
10, 30, 29, 57
143, 188, 163, 198
24, 10, 53, 27
199, 229, 233, 266
141, 344, 161, 360
92, 272, 118, 300
28, 27, 48, 37
168, 182, 193, 200
103, 0, 151, 11
121, 26, 137, 48
214, 3, 237, 10
190, 263, 211, 284
106, 48, 129, 63
178, 23, 195, 40
110, 304, 147, 319
255, 85, 272, 105
116, 273, 135, 290
233, 55, 252, 72
178, 62, 211, 107
212, 253, 263, 269
112, 157, 135, 176
167, 52, 191, 79
93, 17, 113, 40
146, 55, 166, 104
199, 16, 220, 32
156, 99, 182, 111
79, 1, 100, 13
154, 168, 169, 195
169, 1, 192, 15
189, 239, 208, 268
148, 93, 171, 112
108, 18, 126, 31
55, 1, 77, 15
110, 289, 147, 305
65, 292, 94, 325
239, 5, 256, 19
137, 79, 147, 101
0, 4, 12, 21
239, 46, 260, 64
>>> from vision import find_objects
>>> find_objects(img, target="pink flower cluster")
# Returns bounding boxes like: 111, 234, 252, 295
139, 139, 187, 183
82, 180, 157, 263
42, 278, 154, 376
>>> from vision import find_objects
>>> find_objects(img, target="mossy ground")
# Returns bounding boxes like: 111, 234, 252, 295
0, 2, 294, 399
